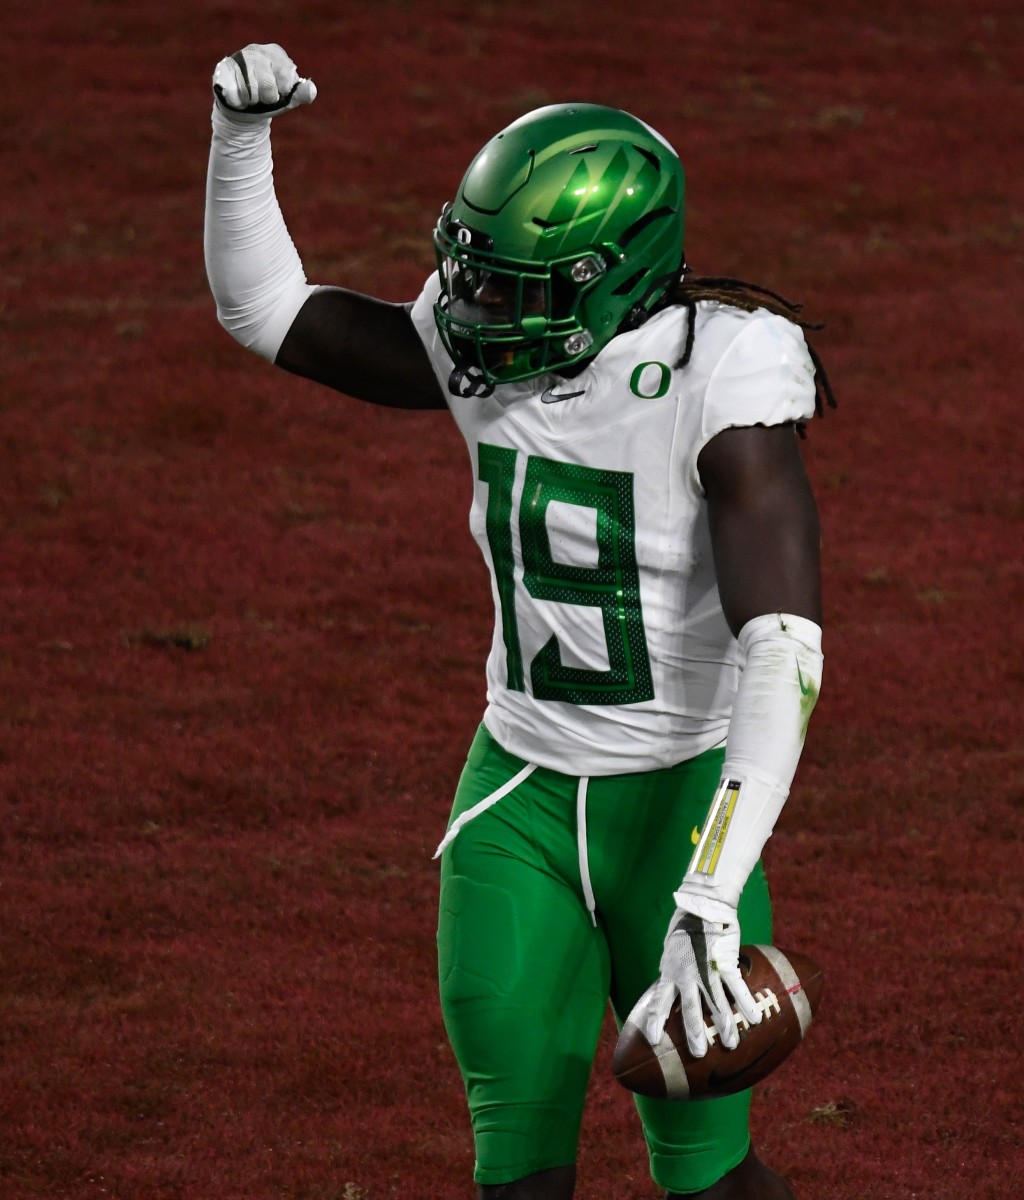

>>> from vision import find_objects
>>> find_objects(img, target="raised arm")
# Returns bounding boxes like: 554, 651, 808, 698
204, 44, 446, 410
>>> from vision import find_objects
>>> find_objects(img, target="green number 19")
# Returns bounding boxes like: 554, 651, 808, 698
478, 443, 654, 706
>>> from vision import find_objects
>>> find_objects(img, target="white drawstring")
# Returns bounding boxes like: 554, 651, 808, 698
576, 777, 597, 927
432, 762, 538, 859
434, 763, 599, 929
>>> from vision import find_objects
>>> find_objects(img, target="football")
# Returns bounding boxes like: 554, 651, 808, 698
612, 944, 824, 1101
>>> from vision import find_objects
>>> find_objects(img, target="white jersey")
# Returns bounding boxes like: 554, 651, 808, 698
410, 274, 817, 775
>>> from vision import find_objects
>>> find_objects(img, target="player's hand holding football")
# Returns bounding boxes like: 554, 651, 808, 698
212, 43, 316, 119
643, 900, 764, 1058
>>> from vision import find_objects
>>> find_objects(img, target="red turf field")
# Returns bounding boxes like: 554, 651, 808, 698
2, 2, 1022, 1197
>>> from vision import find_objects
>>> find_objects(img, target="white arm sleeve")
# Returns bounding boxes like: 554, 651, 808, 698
204, 104, 316, 361
676, 612, 823, 917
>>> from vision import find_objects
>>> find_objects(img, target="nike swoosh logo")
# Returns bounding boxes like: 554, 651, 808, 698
690, 826, 701, 846
797, 661, 811, 696
706, 1040, 780, 1089
540, 386, 586, 405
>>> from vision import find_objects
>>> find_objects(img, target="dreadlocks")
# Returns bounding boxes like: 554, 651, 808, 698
666, 268, 837, 426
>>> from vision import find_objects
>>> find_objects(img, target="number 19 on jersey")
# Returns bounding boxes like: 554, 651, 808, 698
478, 442, 654, 707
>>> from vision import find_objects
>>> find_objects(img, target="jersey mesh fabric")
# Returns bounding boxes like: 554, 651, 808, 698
437, 725, 773, 1190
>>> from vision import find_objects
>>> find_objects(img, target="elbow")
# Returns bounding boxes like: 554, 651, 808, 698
214, 305, 277, 362
212, 281, 317, 363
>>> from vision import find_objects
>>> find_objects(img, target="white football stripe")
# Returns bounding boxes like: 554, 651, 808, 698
652, 1027, 690, 1100
757, 945, 813, 1036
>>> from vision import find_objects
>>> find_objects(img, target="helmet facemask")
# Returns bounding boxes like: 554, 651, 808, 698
434, 213, 613, 383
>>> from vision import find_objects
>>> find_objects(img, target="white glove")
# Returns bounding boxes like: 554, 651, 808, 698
643, 905, 763, 1058
212, 43, 316, 119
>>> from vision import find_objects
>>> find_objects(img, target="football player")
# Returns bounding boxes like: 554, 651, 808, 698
205, 43, 832, 1200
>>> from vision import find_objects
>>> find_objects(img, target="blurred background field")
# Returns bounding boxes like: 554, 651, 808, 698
1, 2, 1021, 1197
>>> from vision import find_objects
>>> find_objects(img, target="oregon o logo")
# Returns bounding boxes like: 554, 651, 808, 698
629, 361, 672, 399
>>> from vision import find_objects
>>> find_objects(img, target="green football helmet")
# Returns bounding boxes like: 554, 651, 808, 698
433, 102, 685, 391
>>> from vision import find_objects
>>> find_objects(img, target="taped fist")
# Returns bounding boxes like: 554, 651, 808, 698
212, 43, 316, 119
643, 906, 764, 1058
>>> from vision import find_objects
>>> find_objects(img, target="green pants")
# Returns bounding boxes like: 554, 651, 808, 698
436, 725, 773, 1193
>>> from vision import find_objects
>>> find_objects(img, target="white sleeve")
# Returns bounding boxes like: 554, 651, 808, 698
204, 104, 317, 361
701, 312, 817, 447
676, 611, 823, 918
